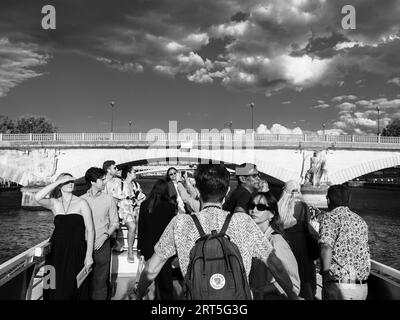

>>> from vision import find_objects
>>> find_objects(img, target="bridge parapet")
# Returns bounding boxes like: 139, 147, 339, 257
1, 133, 400, 150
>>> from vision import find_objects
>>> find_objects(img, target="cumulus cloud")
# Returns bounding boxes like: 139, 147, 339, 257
1, 0, 400, 97
331, 95, 358, 102
329, 97, 400, 134
313, 103, 330, 109
96, 57, 144, 73
335, 102, 356, 111
256, 123, 303, 135
0, 38, 49, 97
316, 128, 346, 135
187, 68, 214, 83
355, 98, 400, 110
388, 77, 400, 86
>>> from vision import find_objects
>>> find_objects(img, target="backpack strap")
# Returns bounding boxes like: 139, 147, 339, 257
220, 213, 233, 236
191, 214, 206, 238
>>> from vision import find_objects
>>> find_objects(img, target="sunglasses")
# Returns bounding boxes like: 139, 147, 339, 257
169, 171, 178, 176
248, 203, 272, 211
247, 173, 260, 178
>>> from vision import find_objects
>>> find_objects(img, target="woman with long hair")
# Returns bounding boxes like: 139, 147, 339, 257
165, 167, 186, 214
277, 180, 318, 300
137, 179, 177, 299
248, 192, 300, 299
118, 165, 146, 263
34, 173, 94, 300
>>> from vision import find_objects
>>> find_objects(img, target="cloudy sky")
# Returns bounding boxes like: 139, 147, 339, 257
0, 0, 399, 134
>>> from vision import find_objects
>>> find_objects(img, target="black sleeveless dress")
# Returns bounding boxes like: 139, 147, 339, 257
43, 214, 89, 300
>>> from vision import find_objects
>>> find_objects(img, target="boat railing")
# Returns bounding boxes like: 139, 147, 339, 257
0, 239, 50, 300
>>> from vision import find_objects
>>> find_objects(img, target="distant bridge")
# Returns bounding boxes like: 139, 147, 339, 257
0, 132, 399, 186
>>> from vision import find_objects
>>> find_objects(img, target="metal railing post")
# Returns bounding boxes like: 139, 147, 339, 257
29, 133, 33, 141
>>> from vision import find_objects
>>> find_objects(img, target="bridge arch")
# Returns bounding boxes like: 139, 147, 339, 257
58, 148, 298, 186
329, 154, 400, 184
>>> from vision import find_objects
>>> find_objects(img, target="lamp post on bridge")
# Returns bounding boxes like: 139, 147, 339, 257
129, 121, 132, 133
110, 101, 115, 133
247, 102, 255, 131
322, 123, 326, 136
376, 106, 380, 136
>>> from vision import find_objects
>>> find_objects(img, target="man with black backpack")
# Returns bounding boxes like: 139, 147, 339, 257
135, 164, 300, 300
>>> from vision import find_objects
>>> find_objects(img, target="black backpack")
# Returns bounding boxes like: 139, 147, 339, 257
184, 214, 252, 300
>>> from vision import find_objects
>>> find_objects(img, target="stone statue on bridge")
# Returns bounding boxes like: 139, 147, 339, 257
302, 150, 329, 187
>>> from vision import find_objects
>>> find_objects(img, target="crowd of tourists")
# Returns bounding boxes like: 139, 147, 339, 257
34, 161, 370, 301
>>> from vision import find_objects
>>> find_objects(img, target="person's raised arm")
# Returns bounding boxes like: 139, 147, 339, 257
34, 176, 73, 210
80, 199, 95, 270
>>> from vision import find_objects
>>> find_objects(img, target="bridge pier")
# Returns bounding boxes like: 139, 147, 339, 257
301, 185, 329, 208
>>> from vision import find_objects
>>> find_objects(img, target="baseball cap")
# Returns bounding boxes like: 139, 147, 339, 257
235, 163, 258, 176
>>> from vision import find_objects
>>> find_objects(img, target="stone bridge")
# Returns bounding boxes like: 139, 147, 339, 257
0, 132, 400, 187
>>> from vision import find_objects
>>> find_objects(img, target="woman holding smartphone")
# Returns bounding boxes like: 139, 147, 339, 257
35, 173, 94, 300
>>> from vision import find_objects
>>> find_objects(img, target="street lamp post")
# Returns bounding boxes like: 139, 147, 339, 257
322, 123, 326, 136
376, 106, 380, 136
129, 121, 132, 133
248, 102, 255, 131
110, 101, 115, 133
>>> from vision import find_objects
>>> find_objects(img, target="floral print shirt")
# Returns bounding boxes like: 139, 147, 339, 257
319, 206, 370, 281
115, 181, 146, 224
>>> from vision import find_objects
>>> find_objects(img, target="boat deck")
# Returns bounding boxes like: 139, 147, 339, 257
110, 250, 139, 300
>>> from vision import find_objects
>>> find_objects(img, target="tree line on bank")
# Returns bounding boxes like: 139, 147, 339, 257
0, 115, 57, 134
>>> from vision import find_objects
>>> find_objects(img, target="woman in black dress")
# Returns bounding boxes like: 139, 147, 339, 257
137, 179, 177, 299
35, 173, 95, 300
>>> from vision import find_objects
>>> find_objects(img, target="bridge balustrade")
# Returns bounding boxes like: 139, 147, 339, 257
0, 133, 400, 147
326, 135, 352, 143
379, 136, 400, 144
1, 134, 31, 141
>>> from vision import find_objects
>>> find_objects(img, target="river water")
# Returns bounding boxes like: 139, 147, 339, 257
0, 181, 399, 269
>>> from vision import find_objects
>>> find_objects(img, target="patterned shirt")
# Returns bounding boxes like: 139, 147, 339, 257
319, 206, 370, 281
154, 206, 274, 278
115, 181, 146, 224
